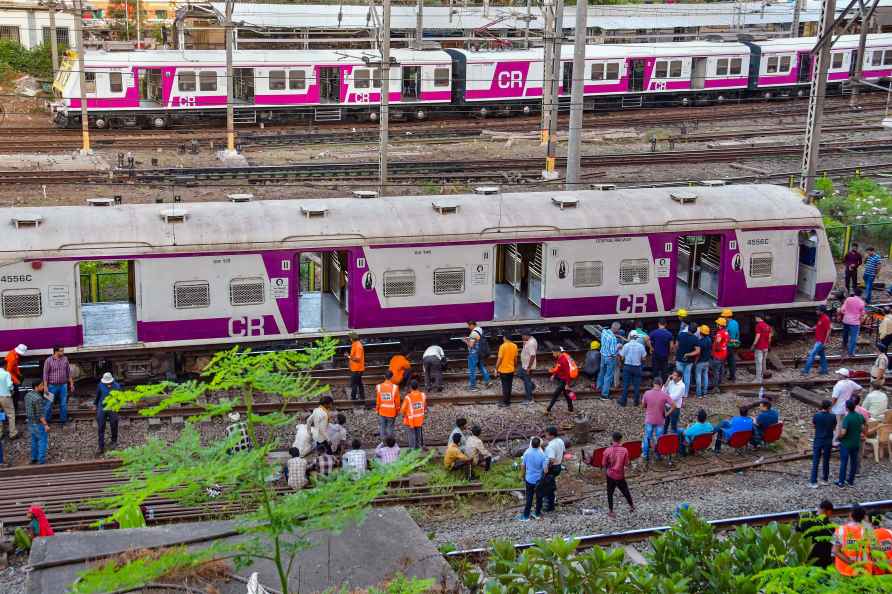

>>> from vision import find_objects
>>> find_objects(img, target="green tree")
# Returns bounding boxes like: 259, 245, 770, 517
73, 342, 425, 594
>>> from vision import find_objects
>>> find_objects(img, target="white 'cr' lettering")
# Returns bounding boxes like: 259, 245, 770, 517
497, 71, 524, 89
616, 295, 648, 314
228, 316, 265, 337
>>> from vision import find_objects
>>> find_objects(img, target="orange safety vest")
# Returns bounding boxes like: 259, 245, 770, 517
835, 523, 868, 576
349, 340, 365, 372
376, 381, 400, 418
390, 355, 410, 385
401, 389, 427, 428
5, 350, 21, 385
873, 527, 892, 575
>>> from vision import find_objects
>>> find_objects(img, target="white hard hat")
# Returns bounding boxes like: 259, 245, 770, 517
100, 372, 115, 384
228, 411, 241, 422
836, 368, 850, 377
14, 344, 27, 355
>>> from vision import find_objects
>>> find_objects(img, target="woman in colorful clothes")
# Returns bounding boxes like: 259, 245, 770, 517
14, 504, 54, 551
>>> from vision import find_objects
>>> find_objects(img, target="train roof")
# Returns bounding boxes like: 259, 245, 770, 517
452, 41, 751, 62
82, 48, 453, 67
1, 185, 821, 258
754, 33, 892, 52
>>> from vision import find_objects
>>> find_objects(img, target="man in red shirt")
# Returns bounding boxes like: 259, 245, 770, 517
546, 349, 575, 414
711, 319, 729, 391
803, 305, 832, 376
602, 431, 635, 518
751, 315, 772, 384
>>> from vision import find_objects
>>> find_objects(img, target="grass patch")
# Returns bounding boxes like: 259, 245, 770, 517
480, 459, 522, 491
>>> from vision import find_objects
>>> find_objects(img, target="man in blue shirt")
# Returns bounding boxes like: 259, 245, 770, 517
679, 409, 714, 456
809, 399, 837, 487
619, 336, 647, 407
862, 247, 883, 303
723, 310, 740, 381
597, 322, 620, 400
752, 400, 779, 445
674, 325, 700, 398
518, 437, 548, 521
95, 372, 122, 455
713, 406, 754, 453
648, 318, 674, 382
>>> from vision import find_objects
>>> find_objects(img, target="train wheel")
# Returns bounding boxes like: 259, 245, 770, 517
368, 111, 378, 122
150, 115, 169, 129
716, 94, 726, 103
94, 117, 108, 130
415, 109, 426, 121
762, 91, 773, 100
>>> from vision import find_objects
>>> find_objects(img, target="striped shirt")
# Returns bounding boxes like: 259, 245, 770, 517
43, 355, 71, 386
342, 449, 368, 477
287, 457, 308, 489
600, 329, 618, 358
864, 253, 882, 278
375, 443, 401, 464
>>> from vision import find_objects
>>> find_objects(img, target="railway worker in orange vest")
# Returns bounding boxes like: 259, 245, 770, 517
389, 352, 412, 390
833, 503, 872, 576
400, 379, 427, 449
871, 515, 892, 575
5, 344, 26, 417
375, 370, 400, 440
346, 333, 365, 401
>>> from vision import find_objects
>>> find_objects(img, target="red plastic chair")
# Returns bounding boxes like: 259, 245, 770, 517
727, 430, 754, 454
689, 433, 714, 454
579, 446, 607, 475
760, 422, 784, 446
655, 433, 680, 465
622, 440, 643, 462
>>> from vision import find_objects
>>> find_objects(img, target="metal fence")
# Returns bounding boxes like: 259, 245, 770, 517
79, 272, 129, 303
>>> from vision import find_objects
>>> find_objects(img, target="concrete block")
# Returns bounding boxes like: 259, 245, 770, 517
148, 418, 162, 430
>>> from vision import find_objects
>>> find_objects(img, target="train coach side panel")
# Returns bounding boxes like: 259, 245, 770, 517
721, 229, 800, 306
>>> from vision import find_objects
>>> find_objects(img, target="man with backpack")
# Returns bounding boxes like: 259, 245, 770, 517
546, 349, 576, 414
464, 321, 492, 392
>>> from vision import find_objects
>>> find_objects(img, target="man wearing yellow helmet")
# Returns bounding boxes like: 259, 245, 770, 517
721, 309, 739, 382
677, 309, 690, 334
695, 325, 712, 398
582, 340, 601, 390
711, 318, 730, 391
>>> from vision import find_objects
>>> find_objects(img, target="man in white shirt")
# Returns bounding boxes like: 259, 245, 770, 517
517, 334, 538, 404
308, 395, 333, 453
422, 344, 446, 392
341, 439, 368, 478
542, 426, 566, 513
831, 368, 863, 444
326, 413, 348, 455
662, 369, 686, 434
862, 388, 888, 419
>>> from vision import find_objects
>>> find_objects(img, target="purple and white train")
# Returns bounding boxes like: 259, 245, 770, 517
0, 185, 833, 380
51, 33, 892, 128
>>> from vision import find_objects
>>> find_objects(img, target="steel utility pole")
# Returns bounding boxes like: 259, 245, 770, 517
565, 0, 587, 189
541, 0, 554, 150
224, 0, 236, 153
791, 0, 802, 37
379, 0, 391, 192
47, 0, 59, 78
544, 0, 563, 179
524, 0, 531, 49
849, 1, 880, 108
136, 0, 142, 47
800, 0, 837, 195
415, 0, 423, 45
74, 0, 90, 153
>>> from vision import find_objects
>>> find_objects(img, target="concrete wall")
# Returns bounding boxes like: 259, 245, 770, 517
0, 6, 77, 50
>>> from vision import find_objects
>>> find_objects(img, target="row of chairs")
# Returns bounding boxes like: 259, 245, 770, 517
582, 422, 785, 469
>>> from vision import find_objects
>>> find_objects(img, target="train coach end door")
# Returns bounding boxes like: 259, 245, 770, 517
629, 60, 646, 92
676, 235, 721, 309
494, 243, 544, 321
796, 230, 819, 300
797, 52, 812, 84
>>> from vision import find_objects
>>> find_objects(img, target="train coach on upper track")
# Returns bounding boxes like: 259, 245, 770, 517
0, 185, 834, 366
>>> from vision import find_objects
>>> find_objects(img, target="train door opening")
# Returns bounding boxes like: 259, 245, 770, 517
691, 58, 707, 90
319, 67, 340, 103
676, 235, 721, 309
77, 260, 138, 346
797, 53, 811, 83
297, 251, 349, 332
562, 62, 573, 94
234, 68, 255, 103
402, 66, 420, 100
796, 230, 819, 300
139, 68, 162, 106
493, 243, 544, 321
629, 60, 646, 92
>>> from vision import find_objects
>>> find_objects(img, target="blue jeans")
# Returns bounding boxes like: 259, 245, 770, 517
467, 349, 490, 389
643, 423, 664, 460
803, 341, 828, 374
810, 439, 832, 484
597, 355, 616, 397
841, 324, 860, 356
516, 367, 535, 401
29, 421, 47, 464
664, 408, 680, 434
619, 365, 642, 406
865, 275, 876, 303
675, 361, 692, 397
838, 443, 859, 486
695, 361, 710, 397
46, 383, 69, 424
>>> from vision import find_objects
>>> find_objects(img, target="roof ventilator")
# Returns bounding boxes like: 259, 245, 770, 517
432, 200, 460, 214
12, 214, 42, 228
160, 208, 188, 223
353, 190, 378, 199
670, 192, 698, 204
551, 196, 579, 210
228, 193, 253, 203
699, 180, 727, 187
87, 198, 116, 207
474, 186, 499, 196
301, 205, 328, 218
590, 184, 617, 191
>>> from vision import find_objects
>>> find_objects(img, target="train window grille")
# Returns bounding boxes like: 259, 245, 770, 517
619, 259, 650, 285
178, 71, 196, 92
434, 68, 450, 87
383, 270, 416, 297
433, 268, 465, 295
109, 72, 123, 93
174, 281, 210, 309
832, 53, 844, 69
573, 261, 603, 288
230, 278, 265, 306
84, 71, 96, 94
606, 62, 619, 80
750, 253, 773, 278
0, 26, 19, 43
372, 68, 382, 88
1, 289, 41, 319
289, 70, 306, 90
269, 70, 286, 91
199, 71, 217, 92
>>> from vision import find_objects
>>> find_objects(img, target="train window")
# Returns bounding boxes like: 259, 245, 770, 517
606, 62, 619, 80
289, 70, 306, 90
779, 56, 791, 72
109, 72, 123, 93
591, 63, 605, 80
654, 60, 668, 78
716, 58, 729, 76
434, 67, 450, 87
269, 70, 286, 91
372, 68, 382, 89
669, 60, 683, 78
871, 50, 883, 67
174, 281, 210, 309
383, 270, 416, 297
355, 69, 370, 89
230, 277, 265, 306
619, 259, 650, 285
178, 71, 196, 92
199, 71, 217, 92
885, 51, 892, 66
749, 253, 773, 278
84, 71, 96, 94
433, 267, 465, 295
1, 288, 42, 319
832, 53, 844, 69
766, 56, 779, 74
730, 58, 743, 75
573, 261, 603, 288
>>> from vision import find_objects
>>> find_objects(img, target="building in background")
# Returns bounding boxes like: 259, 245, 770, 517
0, 0, 79, 50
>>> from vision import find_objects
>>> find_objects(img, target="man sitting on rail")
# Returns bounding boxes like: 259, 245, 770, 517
464, 425, 493, 471
713, 406, 754, 453
375, 435, 401, 465
308, 443, 338, 478
796, 499, 835, 568
286, 447, 308, 490
833, 503, 872, 576
327, 413, 348, 456
679, 409, 713, 456
342, 439, 368, 479
444, 432, 471, 475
